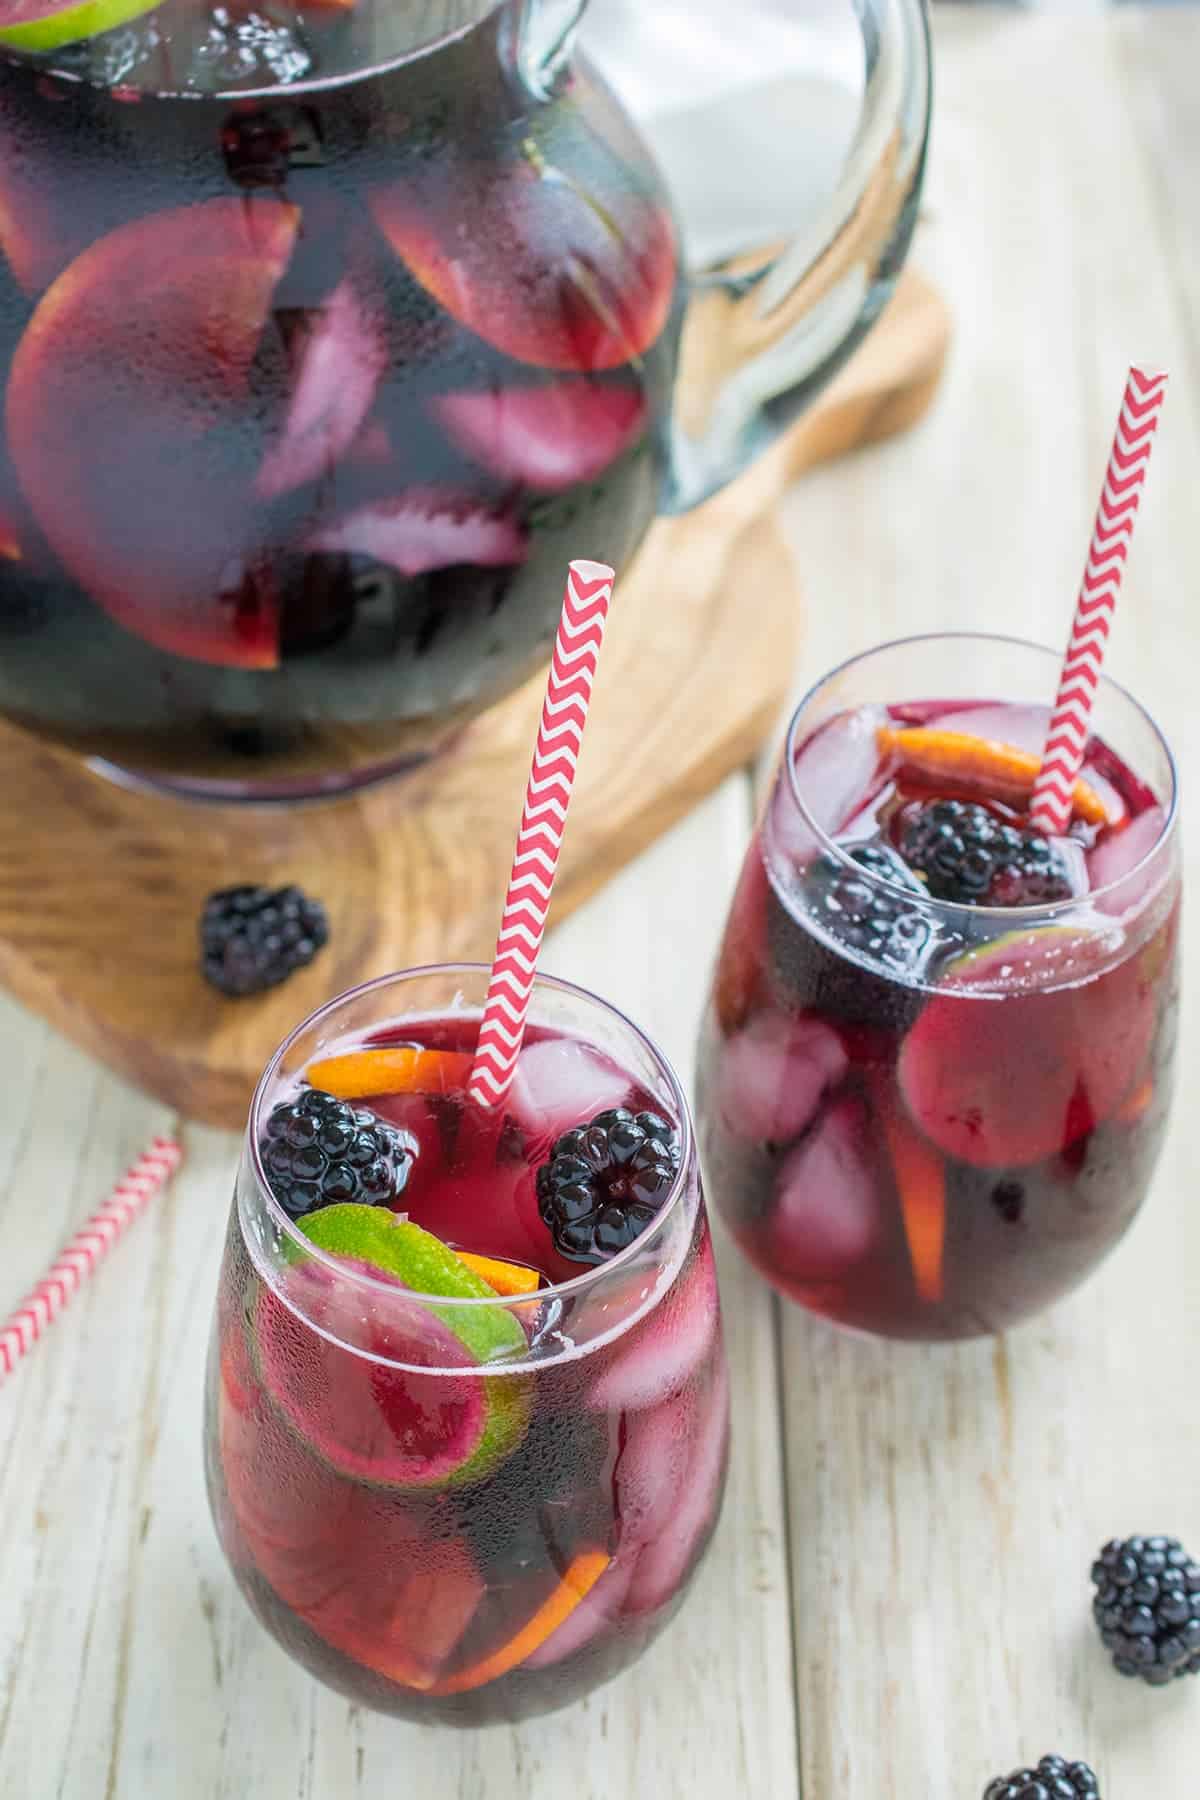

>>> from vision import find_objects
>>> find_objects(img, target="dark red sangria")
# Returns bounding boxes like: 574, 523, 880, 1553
205, 965, 727, 1722
696, 634, 1180, 1340
0, 0, 681, 794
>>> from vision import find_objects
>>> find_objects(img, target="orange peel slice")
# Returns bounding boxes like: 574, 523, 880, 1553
876, 726, 1111, 828
872, 1075, 946, 1305
427, 1550, 611, 1696
1116, 1076, 1154, 1127
306, 1047, 473, 1101
454, 1252, 541, 1297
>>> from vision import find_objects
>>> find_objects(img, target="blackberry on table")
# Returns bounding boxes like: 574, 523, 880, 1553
1091, 1533, 1200, 1685
983, 1755, 1100, 1799
536, 1108, 681, 1266
260, 1089, 416, 1220
899, 799, 1073, 907
803, 842, 930, 971
201, 883, 328, 996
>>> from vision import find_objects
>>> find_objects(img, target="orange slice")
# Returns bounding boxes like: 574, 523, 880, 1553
1116, 1075, 1154, 1127
455, 1252, 541, 1297
872, 1075, 946, 1305
876, 726, 1111, 828
427, 1551, 611, 1696
306, 1047, 473, 1101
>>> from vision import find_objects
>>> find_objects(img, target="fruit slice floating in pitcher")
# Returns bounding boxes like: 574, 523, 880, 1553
219, 1337, 485, 1690
256, 278, 390, 500
307, 487, 528, 576
430, 382, 648, 492
0, 0, 161, 53
898, 925, 1157, 1168
6, 199, 299, 668
254, 1206, 531, 1489
369, 137, 676, 372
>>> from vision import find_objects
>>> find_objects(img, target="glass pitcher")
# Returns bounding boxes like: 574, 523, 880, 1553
0, 0, 930, 798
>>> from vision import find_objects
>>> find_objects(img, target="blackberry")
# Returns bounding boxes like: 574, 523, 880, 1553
260, 1089, 417, 1220
803, 843, 930, 970
899, 799, 1072, 906
201, 883, 329, 996
536, 1108, 681, 1265
983, 1756, 1100, 1799
1091, 1534, 1200, 1685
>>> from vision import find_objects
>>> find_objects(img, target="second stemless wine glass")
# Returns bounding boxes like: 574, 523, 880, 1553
205, 964, 728, 1723
695, 633, 1181, 1341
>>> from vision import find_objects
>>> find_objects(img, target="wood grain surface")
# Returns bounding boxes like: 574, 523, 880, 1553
1, 13, 1198, 1799
0, 270, 949, 1129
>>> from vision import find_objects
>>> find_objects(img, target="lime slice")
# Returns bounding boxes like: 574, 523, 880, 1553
0, 0, 163, 53
255, 1206, 531, 1489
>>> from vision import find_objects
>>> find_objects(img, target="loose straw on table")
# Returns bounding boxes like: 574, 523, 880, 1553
0, 1136, 183, 1384
469, 559, 616, 1108
1031, 365, 1168, 834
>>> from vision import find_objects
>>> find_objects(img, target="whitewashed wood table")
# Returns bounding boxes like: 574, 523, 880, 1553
2, 12, 1199, 1796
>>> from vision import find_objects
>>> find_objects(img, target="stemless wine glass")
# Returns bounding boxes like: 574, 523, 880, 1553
695, 633, 1181, 1340
205, 964, 728, 1723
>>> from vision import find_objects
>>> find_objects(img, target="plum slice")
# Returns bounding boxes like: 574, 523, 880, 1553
256, 278, 389, 499
898, 926, 1159, 1168
431, 382, 647, 492
307, 487, 527, 576
6, 199, 299, 667
369, 147, 676, 372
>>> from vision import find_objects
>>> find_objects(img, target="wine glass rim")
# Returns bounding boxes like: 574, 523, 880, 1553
782, 629, 1179, 922
246, 962, 695, 1312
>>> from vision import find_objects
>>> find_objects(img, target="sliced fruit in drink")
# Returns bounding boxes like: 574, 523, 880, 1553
898, 925, 1158, 1167
256, 279, 389, 499
713, 849, 770, 1034
523, 1557, 635, 1670
713, 1010, 848, 1149
431, 382, 647, 491
454, 1251, 541, 1297
766, 1095, 881, 1275
876, 725, 1112, 827
6, 200, 299, 668
369, 147, 676, 372
219, 1363, 483, 1687
0, 0, 161, 53
628, 1359, 729, 1615
426, 1550, 611, 1695
306, 1046, 473, 1100
307, 487, 527, 574
871, 1076, 945, 1303
591, 1234, 719, 1412
254, 1207, 530, 1488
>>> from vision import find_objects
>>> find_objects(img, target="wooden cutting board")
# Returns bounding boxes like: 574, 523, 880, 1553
0, 269, 951, 1128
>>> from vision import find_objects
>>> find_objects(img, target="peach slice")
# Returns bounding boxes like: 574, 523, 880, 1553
0, 89, 143, 293
369, 149, 677, 372
6, 199, 299, 668
431, 382, 647, 492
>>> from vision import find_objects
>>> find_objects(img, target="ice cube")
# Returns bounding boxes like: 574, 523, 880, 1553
767, 1096, 879, 1274
611, 1388, 696, 1553
591, 1235, 719, 1412
714, 1010, 847, 1148
1088, 805, 1169, 916
627, 1359, 729, 1615
508, 1039, 635, 1152
772, 705, 888, 869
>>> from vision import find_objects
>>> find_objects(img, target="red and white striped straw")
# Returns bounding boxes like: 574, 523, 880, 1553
0, 1135, 182, 1384
469, 560, 616, 1108
1030, 365, 1168, 834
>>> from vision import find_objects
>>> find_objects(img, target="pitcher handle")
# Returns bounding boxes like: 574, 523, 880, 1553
663, 0, 932, 514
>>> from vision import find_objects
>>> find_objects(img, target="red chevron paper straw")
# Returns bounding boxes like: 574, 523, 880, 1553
1031, 365, 1168, 834
469, 560, 616, 1108
0, 1135, 182, 1384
